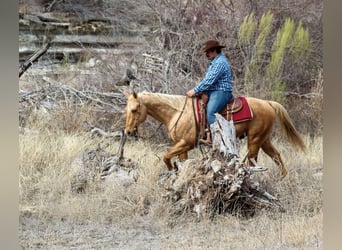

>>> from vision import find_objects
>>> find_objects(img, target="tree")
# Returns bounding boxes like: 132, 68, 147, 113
238, 12, 311, 102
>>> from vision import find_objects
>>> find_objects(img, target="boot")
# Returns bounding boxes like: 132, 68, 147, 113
199, 131, 212, 145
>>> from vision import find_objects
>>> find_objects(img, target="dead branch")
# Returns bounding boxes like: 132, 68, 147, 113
42, 76, 121, 110
71, 132, 136, 193
284, 91, 322, 99
19, 42, 50, 78
19, 77, 127, 129
83, 121, 123, 139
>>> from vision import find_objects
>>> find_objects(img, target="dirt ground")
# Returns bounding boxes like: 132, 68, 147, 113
19, 214, 218, 249
19, 209, 322, 250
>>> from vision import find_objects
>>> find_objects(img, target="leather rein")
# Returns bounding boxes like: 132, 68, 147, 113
167, 96, 188, 136
132, 96, 188, 140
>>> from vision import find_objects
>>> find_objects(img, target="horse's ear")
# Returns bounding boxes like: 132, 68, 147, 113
132, 91, 138, 99
124, 91, 138, 99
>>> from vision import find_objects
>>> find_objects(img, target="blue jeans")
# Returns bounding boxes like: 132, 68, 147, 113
207, 91, 233, 125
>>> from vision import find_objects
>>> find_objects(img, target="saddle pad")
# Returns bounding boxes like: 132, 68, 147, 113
195, 96, 253, 123
228, 96, 253, 123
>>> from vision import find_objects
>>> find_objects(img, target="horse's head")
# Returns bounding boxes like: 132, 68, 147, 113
124, 92, 147, 136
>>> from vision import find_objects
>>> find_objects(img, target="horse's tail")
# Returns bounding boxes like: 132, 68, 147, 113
268, 101, 306, 152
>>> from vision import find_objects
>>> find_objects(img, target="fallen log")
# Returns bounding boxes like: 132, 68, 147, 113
19, 42, 50, 78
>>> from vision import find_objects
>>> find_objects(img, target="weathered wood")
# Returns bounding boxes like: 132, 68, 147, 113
19, 77, 127, 131
70, 132, 137, 193
211, 113, 239, 158
41, 76, 121, 110
83, 121, 123, 139
100, 131, 128, 177
19, 42, 50, 77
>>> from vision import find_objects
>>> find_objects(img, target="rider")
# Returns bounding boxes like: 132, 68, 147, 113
186, 39, 233, 143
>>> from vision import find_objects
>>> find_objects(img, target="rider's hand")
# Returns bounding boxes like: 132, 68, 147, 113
187, 89, 195, 97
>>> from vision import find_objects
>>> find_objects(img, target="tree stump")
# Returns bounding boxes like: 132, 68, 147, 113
159, 114, 284, 218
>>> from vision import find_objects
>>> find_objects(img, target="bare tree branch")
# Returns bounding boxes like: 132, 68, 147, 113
19, 42, 50, 78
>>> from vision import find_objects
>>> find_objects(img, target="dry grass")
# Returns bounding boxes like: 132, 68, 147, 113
19, 115, 322, 249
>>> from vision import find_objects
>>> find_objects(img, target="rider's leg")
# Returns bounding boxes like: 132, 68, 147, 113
206, 91, 233, 142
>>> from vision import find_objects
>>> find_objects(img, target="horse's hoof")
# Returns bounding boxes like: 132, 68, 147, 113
280, 172, 288, 181
173, 162, 179, 172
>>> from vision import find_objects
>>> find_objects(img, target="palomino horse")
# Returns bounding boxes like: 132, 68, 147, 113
124, 91, 306, 177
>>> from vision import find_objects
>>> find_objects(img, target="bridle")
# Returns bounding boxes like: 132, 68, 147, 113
125, 99, 142, 137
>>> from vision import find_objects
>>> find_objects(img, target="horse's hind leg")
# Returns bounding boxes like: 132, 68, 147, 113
261, 140, 287, 177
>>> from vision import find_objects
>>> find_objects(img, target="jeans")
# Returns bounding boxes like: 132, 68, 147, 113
206, 90, 233, 125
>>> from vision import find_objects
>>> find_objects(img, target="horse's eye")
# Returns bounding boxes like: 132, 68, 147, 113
131, 109, 137, 113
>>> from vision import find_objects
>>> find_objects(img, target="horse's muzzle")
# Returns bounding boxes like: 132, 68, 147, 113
124, 128, 137, 136
125, 129, 132, 136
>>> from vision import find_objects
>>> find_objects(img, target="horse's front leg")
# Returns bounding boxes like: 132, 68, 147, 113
163, 140, 192, 171
163, 157, 174, 171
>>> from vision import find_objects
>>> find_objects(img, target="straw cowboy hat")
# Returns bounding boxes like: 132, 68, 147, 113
200, 40, 226, 53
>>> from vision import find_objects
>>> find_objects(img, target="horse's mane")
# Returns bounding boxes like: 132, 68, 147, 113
139, 92, 186, 111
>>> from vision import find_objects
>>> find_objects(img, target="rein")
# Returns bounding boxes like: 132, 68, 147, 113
192, 97, 200, 144
168, 96, 188, 136
132, 96, 188, 140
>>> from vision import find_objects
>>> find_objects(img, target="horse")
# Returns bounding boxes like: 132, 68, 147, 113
124, 91, 306, 177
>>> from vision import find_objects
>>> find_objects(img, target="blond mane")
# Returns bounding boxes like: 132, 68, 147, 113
140, 92, 186, 111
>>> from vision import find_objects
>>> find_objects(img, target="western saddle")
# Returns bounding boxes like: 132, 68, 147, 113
198, 93, 242, 141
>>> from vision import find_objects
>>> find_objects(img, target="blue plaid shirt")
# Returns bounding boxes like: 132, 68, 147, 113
194, 53, 232, 93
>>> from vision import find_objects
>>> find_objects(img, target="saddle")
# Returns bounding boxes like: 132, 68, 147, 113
196, 93, 250, 141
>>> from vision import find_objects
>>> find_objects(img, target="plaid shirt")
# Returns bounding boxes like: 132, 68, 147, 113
194, 53, 232, 93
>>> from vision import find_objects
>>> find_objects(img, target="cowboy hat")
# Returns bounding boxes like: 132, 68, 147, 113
200, 40, 226, 53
